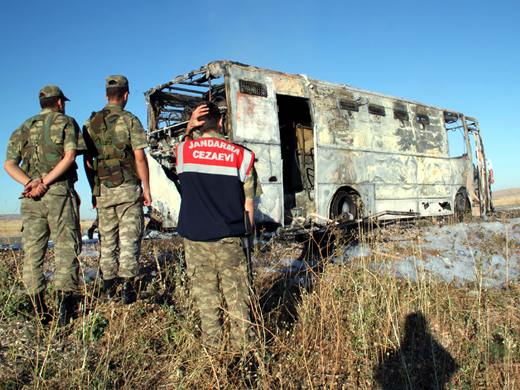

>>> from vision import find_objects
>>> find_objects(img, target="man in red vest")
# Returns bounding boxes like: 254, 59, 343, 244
176, 102, 260, 355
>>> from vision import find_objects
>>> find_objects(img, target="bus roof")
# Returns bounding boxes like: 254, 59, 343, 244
145, 60, 475, 121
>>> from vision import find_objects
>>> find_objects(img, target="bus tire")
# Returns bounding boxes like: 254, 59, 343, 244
330, 189, 361, 221
454, 190, 470, 222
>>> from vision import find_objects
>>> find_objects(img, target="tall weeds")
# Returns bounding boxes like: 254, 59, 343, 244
0, 218, 518, 389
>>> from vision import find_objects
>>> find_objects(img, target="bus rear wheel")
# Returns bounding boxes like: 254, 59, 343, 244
330, 190, 361, 221
454, 190, 470, 222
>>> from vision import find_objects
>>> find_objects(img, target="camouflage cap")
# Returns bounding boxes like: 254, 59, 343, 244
39, 85, 70, 101
106, 75, 129, 90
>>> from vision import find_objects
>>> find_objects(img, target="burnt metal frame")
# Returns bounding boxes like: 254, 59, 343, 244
144, 61, 493, 227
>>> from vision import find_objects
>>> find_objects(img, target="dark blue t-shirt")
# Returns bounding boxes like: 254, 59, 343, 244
175, 136, 255, 241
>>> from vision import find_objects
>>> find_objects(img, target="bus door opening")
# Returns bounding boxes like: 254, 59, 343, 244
276, 94, 315, 224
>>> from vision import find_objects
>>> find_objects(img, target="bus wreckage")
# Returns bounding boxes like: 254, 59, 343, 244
145, 61, 492, 230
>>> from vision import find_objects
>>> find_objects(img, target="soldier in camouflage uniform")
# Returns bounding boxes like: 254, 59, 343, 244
176, 103, 261, 354
83, 75, 151, 304
4, 85, 85, 325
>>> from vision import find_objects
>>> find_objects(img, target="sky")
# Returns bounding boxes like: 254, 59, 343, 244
1, 0, 519, 218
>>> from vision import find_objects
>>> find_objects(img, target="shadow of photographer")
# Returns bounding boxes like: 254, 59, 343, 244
374, 311, 459, 390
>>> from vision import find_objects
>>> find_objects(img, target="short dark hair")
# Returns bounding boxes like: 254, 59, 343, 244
106, 87, 128, 100
39, 96, 60, 109
198, 101, 221, 132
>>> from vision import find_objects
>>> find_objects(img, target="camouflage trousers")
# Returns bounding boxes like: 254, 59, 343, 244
184, 237, 251, 352
97, 183, 143, 280
21, 190, 81, 295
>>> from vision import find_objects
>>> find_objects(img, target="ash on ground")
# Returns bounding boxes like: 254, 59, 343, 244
330, 218, 520, 288
2, 217, 519, 290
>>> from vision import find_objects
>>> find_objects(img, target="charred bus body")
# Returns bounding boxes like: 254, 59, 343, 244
145, 61, 492, 229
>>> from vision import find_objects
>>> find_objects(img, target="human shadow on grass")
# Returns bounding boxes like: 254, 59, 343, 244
373, 311, 459, 390
255, 229, 338, 340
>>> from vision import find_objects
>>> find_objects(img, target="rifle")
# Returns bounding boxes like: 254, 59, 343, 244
242, 211, 254, 287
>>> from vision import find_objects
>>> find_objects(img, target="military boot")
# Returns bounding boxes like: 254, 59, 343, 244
31, 291, 51, 325
58, 291, 76, 327
121, 278, 137, 304
103, 278, 118, 300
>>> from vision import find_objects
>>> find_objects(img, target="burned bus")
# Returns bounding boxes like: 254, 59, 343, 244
145, 60, 492, 229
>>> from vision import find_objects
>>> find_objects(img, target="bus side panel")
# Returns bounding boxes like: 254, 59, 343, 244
310, 84, 467, 220
148, 155, 181, 228
416, 156, 464, 216
449, 155, 472, 201
315, 148, 420, 216
308, 85, 370, 219
226, 67, 284, 224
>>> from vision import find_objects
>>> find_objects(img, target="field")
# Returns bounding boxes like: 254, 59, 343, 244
494, 188, 520, 208
0, 218, 94, 245
0, 219, 21, 241
0, 212, 519, 388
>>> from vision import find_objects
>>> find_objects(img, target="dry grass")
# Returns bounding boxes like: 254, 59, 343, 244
0, 219, 94, 241
493, 188, 520, 207
0, 219, 22, 239
494, 196, 520, 207
0, 219, 519, 389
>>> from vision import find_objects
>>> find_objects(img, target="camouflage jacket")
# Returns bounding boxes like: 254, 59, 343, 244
83, 103, 148, 194
5, 108, 85, 195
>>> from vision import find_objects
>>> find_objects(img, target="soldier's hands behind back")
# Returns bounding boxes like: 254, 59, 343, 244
28, 183, 48, 198
22, 178, 38, 194
22, 178, 48, 198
